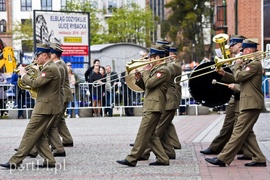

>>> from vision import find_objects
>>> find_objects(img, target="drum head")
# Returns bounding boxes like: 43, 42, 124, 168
188, 61, 234, 107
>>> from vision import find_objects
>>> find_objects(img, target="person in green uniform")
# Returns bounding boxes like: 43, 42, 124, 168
139, 45, 182, 160
54, 44, 74, 147
200, 35, 252, 159
116, 45, 171, 167
205, 38, 267, 167
0, 44, 62, 169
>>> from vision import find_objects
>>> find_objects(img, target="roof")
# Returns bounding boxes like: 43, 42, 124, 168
90, 42, 148, 52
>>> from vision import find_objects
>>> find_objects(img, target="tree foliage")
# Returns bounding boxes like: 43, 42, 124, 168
164, 0, 212, 62
12, 18, 34, 51
104, 3, 154, 47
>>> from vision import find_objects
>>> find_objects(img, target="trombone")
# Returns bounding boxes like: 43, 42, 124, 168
174, 51, 267, 83
91, 55, 176, 88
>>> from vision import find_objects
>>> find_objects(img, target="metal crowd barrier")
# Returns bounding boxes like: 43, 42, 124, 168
0, 84, 35, 119
262, 78, 270, 106
5, 77, 270, 119
0, 82, 190, 119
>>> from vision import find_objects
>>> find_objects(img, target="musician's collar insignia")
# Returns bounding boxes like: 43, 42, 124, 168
245, 67, 250, 71
156, 72, 162, 78
41, 72, 46, 77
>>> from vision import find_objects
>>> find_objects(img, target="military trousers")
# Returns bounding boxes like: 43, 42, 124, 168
141, 109, 178, 159
9, 113, 58, 166
167, 123, 181, 149
125, 111, 169, 166
30, 113, 64, 155
48, 113, 66, 153
217, 109, 266, 164
209, 98, 237, 153
58, 102, 73, 144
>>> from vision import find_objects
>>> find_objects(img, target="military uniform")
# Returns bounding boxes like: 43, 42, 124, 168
141, 61, 183, 159
3, 44, 62, 167
47, 43, 67, 155
166, 47, 182, 150
201, 35, 249, 156
57, 58, 74, 145
206, 39, 266, 167
117, 46, 171, 166
217, 58, 266, 164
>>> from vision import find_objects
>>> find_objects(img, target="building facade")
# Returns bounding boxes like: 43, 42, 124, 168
0, 0, 147, 50
213, 0, 269, 51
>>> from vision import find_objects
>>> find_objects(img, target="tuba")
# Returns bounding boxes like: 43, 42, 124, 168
212, 33, 230, 59
14, 63, 39, 99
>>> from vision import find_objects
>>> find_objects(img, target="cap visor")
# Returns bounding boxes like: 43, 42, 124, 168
229, 42, 237, 47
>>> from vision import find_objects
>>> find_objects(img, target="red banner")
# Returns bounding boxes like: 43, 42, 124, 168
61, 45, 89, 56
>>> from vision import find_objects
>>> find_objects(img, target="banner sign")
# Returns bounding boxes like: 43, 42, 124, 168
34, 11, 90, 56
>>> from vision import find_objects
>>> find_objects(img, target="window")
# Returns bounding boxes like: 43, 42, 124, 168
108, 0, 117, 14
21, 0, 32, 11
126, 0, 135, 7
22, 40, 33, 53
0, 0, 6, 11
61, 0, 66, 10
41, 0, 52, 10
91, 0, 98, 8
0, 19, 6, 33
21, 19, 32, 26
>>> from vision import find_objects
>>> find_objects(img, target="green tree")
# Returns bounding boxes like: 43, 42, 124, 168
12, 18, 34, 52
164, 0, 212, 62
104, 3, 155, 47
64, 0, 103, 45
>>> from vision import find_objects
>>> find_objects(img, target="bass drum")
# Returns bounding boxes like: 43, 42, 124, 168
188, 61, 234, 107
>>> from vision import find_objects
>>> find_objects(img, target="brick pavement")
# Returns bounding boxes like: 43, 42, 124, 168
0, 113, 269, 179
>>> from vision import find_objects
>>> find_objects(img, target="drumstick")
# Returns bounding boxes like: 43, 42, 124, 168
212, 79, 229, 87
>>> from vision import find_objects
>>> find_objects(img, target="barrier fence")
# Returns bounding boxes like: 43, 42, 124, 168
0, 78, 269, 119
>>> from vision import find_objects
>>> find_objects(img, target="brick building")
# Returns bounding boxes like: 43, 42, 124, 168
214, 0, 270, 51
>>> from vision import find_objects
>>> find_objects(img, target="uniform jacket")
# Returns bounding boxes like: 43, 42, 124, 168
59, 59, 73, 103
22, 60, 62, 114
136, 64, 170, 113
234, 59, 264, 111
222, 66, 241, 112
172, 62, 182, 107
165, 63, 177, 110
55, 60, 65, 105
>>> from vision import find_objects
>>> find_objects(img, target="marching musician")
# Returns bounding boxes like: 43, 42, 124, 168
0, 43, 62, 169
116, 45, 171, 167
152, 40, 182, 150
205, 38, 267, 167
200, 35, 251, 158
138, 44, 183, 161
129, 43, 182, 150
51, 43, 74, 148
47, 43, 72, 156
